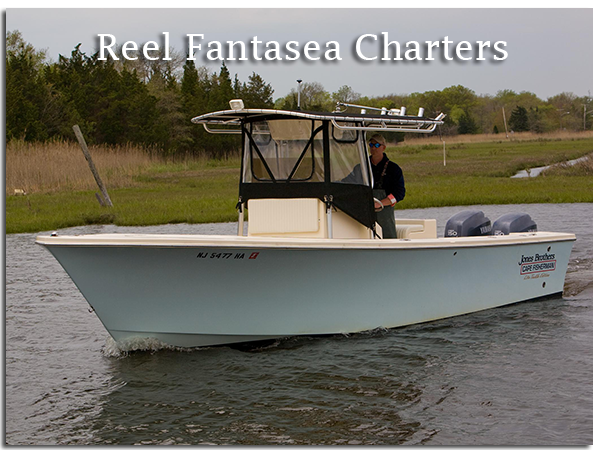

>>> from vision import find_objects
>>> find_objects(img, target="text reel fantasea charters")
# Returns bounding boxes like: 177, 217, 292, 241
97, 32, 508, 63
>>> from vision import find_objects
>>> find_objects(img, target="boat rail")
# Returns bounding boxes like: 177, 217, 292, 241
192, 107, 445, 134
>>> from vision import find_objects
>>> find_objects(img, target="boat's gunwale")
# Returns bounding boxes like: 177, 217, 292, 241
36, 231, 576, 250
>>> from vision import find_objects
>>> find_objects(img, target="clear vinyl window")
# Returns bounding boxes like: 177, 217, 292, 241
242, 119, 369, 187
243, 119, 325, 183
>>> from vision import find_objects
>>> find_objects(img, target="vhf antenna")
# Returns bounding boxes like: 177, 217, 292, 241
296, 79, 302, 110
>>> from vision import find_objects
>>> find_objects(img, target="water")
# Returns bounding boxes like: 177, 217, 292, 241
511, 155, 591, 178
5, 203, 592, 445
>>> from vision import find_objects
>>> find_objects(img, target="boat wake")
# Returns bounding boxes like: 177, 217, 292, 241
101, 335, 285, 356
102, 336, 198, 357
564, 282, 593, 300
101, 328, 395, 356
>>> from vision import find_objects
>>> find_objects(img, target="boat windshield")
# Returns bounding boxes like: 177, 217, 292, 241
242, 119, 369, 186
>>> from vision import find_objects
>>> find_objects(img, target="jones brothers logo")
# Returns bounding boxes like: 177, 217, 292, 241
519, 252, 556, 275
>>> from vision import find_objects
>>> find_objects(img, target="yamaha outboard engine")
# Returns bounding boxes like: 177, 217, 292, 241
492, 213, 537, 235
444, 210, 492, 237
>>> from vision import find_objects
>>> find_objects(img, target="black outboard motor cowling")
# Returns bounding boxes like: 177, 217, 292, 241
444, 210, 492, 237
492, 213, 537, 235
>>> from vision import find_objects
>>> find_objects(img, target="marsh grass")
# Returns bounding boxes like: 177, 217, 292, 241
400, 130, 593, 146
5, 133, 593, 234
541, 154, 593, 177
6, 139, 165, 194
389, 136, 592, 178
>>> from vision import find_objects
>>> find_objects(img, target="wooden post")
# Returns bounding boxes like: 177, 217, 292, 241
443, 140, 446, 167
95, 192, 106, 207
502, 107, 509, 139
73, 125, 113, 207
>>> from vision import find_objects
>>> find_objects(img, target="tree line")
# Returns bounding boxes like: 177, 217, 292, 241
278, 83, 593, 137
7, 30, 593, 157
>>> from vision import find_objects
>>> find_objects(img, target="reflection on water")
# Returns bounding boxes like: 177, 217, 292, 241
5, 203, 592, 445
86, 332, 428, 445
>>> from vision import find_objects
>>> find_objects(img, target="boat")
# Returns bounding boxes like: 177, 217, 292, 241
36, 99, 576, 348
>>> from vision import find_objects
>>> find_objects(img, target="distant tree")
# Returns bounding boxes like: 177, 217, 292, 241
495, 90, 542, 111
508, 106, 530, 132
443, 85, 478, 108
7, 31, 95, 142
114, 44, 186, 84
240, 72, 274, 108
302, 82, 332, 111
43, 44, 101, 139
332, 85, 360, 104
147, 64, 192, 153
457, 111, 478, 134
375, 99, 397, 111
210, 62, 235, 110
527, 105, 555, 133
181, 60, 200, 109
118, 68, 161, 145
547, 92, 577, 112
546, 92, 593, 131
493, 125, 499, 134
581, 94, 593, 131
179, 60, 207, 152
200, 63, 238, 156
471, 94, 496, 133
42, 44, 164, 147
6, 30, 47, 67
276, 81, 332, 111
233, 74, 242, 98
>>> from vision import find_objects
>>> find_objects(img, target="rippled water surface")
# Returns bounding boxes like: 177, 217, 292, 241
5, 204, 592, 445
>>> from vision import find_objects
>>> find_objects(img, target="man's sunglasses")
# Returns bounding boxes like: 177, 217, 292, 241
369, 142, 382, 148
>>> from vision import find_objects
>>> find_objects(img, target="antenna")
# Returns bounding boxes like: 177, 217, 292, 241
296, 79, 302, 110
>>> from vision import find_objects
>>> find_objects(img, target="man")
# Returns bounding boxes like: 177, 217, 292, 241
369, 134, 405, 238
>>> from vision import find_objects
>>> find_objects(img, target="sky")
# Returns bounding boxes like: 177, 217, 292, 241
6, 8, 593, 102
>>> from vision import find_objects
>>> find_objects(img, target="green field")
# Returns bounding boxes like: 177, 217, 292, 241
388, 137, 592, 208
6, 137, 592, 234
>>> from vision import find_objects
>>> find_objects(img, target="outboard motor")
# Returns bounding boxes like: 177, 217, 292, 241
492, 213, 537, 235
444, 210, 492, 237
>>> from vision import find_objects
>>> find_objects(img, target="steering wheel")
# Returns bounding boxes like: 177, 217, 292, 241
373, 198, 384, 212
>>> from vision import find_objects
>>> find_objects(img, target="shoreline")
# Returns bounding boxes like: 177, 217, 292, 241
6, 136, 592, 234
7, 197, 593, 235
17, 201, 594, 238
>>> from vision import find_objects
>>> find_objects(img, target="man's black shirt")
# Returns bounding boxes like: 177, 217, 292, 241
371, 153, 405, 202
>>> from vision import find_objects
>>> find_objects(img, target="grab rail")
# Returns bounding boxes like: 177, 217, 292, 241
202, 123, 242, 134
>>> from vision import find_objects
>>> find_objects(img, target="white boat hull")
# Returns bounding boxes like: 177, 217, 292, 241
37, 232, 575, 347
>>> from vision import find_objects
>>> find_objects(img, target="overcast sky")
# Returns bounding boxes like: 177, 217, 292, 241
6, 8, 593, 101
